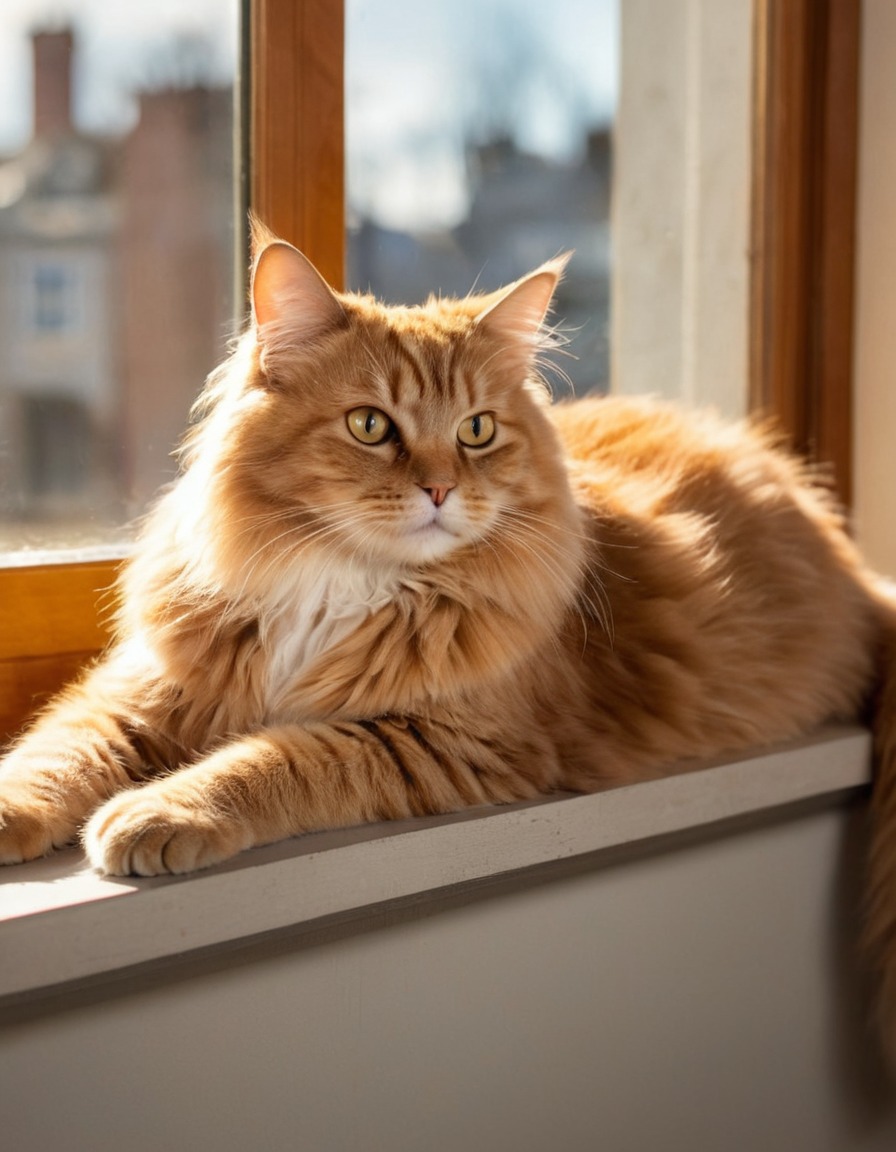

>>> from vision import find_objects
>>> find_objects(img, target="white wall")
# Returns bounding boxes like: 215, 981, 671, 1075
612, 0, 752, 417
2, 801, 895, 1152
853, 0, 896, 577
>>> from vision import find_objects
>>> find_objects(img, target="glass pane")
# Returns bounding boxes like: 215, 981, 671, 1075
346, 0, 616, 397
0, 4, 238, 559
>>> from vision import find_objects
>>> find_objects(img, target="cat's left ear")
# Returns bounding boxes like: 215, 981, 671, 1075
251, 239, 347, 355
475, 254, 571, 348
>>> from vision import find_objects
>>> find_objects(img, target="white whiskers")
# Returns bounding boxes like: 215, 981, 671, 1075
492, 503, 614, 648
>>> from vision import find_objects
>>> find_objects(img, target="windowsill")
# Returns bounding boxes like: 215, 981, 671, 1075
0, 543, 130, 569
0, 724, 872, 1004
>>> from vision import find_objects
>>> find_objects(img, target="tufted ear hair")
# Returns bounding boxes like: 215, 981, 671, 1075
251, 235, 347, 354
249, 211, 278, 260
474, 253, 570, 348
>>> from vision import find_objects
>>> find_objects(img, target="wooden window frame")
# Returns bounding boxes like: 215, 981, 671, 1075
0, 0, 861, 744
750, 0, 861, 505
249, 0, 344, 288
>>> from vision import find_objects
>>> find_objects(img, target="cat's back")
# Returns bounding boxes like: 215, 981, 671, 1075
547, 392, 870, 595
548, 393, 840, 531
546, 394, 881, 773
550, 394, 769, 492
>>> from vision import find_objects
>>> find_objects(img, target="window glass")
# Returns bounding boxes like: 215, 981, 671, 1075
30, 260, 83, 333
345, 0, 617, 397
0, 2, 238, 557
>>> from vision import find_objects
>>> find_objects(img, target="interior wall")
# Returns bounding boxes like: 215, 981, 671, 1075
2, 802, 895, 1152
853, 0, 896, 577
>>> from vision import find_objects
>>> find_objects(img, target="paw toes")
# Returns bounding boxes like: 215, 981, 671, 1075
0, 784, 76, 864
84, 794, 244, 876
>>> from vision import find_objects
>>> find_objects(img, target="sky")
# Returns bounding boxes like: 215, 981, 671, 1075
348, 0, 618, 228
0, 0, 618, 229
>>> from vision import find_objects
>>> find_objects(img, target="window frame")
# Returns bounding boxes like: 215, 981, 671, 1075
0, 0, 861, 744
28, 259, 83, 335
750, 0, 860, 505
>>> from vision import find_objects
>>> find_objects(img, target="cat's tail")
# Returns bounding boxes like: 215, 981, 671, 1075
863, 578, 896, 1061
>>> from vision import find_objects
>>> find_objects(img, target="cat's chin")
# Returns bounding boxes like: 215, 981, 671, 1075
391, 522, 466, 566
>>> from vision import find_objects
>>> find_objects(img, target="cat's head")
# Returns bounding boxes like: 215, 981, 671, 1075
190, 235, 579, 583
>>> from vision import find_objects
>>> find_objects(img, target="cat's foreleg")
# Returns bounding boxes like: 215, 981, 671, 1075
0, 664, 162, 863
84, 718, 502, 876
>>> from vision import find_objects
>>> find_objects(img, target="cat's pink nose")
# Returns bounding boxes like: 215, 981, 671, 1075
421, 483, 455, 507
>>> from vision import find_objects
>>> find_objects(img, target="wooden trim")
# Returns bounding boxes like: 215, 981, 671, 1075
249, 0, 345, 289
0, 561, 119, 743
750, 0, 861, 504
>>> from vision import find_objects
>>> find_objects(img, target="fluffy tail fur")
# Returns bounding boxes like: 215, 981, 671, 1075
864, 581, 896, 1058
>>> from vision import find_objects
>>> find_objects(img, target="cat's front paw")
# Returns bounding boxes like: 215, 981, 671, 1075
0, 779, 78, 863
83, 789, 251, 876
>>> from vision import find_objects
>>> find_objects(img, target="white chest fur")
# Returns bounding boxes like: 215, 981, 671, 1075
260, 558, 398, 718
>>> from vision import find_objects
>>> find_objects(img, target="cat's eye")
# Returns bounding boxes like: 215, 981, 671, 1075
457, 412, 496, 448
347, 407, 393, 444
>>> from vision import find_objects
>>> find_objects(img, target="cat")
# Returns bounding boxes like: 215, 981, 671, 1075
2, 224, 896, 1047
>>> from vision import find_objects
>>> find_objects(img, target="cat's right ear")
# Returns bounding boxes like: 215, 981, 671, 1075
251, 240, 347, 358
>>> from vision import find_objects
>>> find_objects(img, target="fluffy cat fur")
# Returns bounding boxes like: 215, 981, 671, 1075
3, 228, 896, 1049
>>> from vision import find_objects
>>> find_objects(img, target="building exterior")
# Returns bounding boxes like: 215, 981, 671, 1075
349, 129, 611, 394
0, 29, 233, 547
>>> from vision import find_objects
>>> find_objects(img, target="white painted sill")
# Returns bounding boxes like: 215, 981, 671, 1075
0, 724, 872, 1002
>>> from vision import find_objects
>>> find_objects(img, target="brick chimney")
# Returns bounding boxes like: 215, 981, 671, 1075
33, 28, 74, 138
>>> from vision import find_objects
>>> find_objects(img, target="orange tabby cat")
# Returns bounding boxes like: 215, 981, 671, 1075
2, 229, 896, 1040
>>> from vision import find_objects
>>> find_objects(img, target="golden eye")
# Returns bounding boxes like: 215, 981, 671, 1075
347, 407, 392, 444
457, 412, 496, 448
